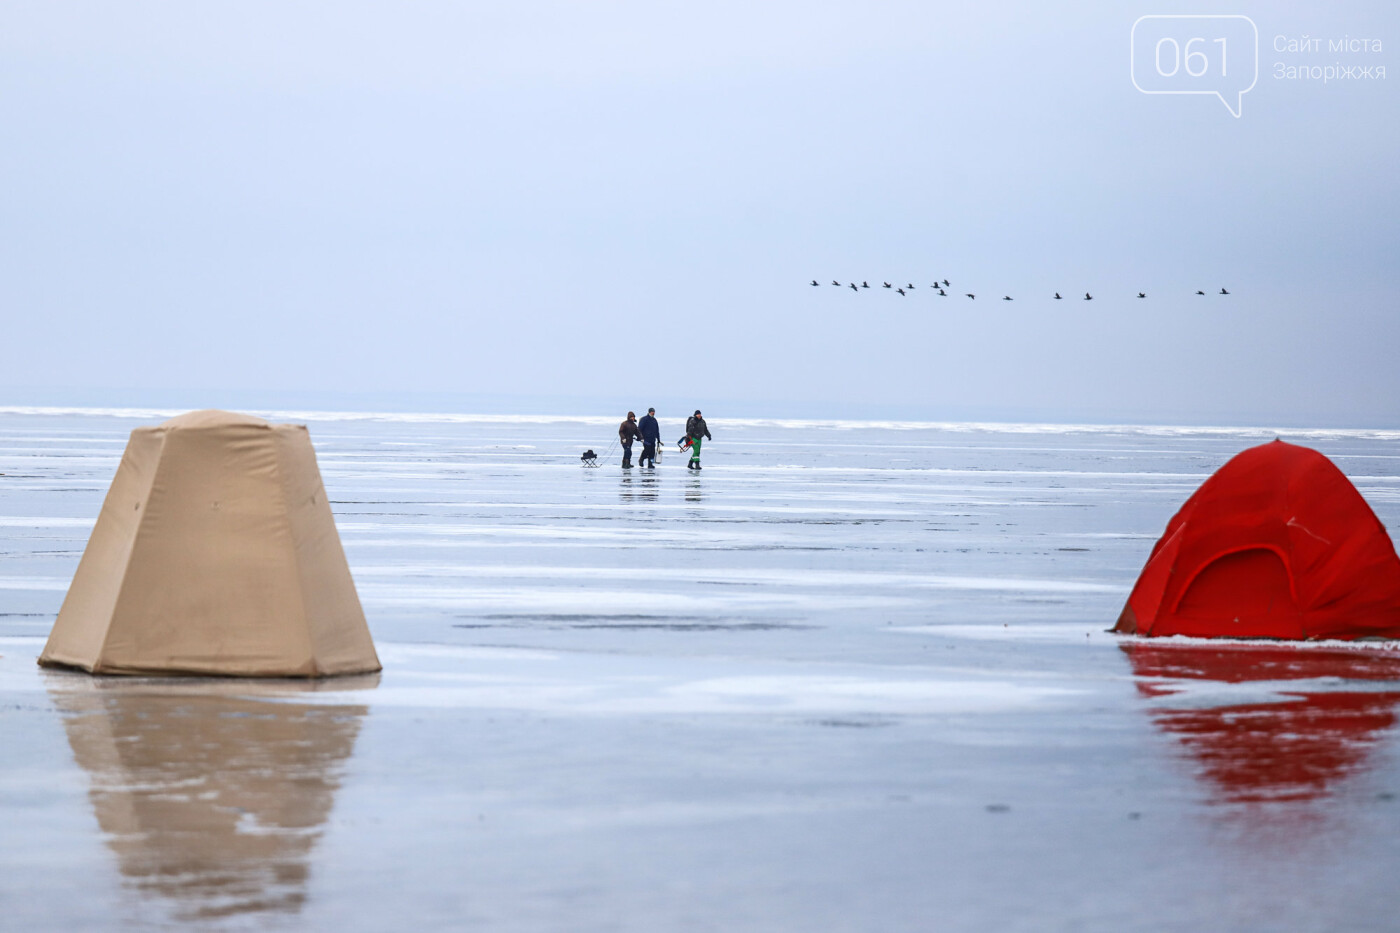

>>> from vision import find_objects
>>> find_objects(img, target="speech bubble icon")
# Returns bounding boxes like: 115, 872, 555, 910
1131, 15, 1258, 118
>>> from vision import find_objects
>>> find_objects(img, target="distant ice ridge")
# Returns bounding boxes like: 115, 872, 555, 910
0, 405, 1395, 440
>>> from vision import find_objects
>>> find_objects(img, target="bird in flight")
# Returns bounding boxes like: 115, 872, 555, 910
883, 282, 893, 289
965, 293, 976, 300
810, 280, 819, 286
1137, 292, 1146, 299
1220, 288, 1230, 295
1196, 290, 1206, 295
937, 288, 947, 296
942, 279, 950, 287
861, 281, 871, 289
905, 283, 916, 289
897, 287, 906, 296
1003, 296, 1013, 301
849, 283, 858, 292
1084, 293, 1093, 300
1054, 293, 1062, 300
832, 280, 841, 286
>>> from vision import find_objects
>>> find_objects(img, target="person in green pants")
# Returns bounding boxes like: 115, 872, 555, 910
685, 410, 711, 470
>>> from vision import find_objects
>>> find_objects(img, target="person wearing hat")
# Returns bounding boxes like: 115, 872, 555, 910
618, 411, 642, 468
638, 408, 661, 468
684, 409, 711, 470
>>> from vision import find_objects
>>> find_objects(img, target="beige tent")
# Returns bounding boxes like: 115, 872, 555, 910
39, 410, 380, 677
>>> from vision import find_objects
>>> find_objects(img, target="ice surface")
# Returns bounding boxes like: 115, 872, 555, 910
2, 409, 1399, 932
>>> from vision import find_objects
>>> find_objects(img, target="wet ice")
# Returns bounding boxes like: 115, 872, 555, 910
2, 409, 1400, 932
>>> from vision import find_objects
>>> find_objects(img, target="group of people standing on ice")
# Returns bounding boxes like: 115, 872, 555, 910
618, 408, 711, 470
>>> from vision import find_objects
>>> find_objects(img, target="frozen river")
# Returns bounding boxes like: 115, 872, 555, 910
3, 408, 1399, 931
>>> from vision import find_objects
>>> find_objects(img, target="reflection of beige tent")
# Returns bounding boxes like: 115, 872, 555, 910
39, 410, 380, 677
49, 678, 371, 920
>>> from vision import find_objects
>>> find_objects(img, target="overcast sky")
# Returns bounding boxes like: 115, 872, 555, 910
1, 1, 1396, 425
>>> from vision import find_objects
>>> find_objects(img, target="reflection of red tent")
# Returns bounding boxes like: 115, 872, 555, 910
1114, 440, 1400, 639
1124, 643, 1400, 803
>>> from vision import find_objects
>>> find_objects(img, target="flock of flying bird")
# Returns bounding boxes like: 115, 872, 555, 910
811, 279, 1231, 300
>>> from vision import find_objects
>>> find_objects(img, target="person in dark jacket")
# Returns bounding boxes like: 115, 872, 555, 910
685, 410, 711, 470
619, 411, 642, 468
637, 408, 660, 468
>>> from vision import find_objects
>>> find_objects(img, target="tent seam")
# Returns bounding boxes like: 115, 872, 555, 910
272, 427, 320, 676
95, 428, 168, 671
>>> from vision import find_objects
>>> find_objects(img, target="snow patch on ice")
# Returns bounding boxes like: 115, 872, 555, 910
304, 671, 1081, 715
1139, 676, 1400, 710
0, 576, 72, 591
285, 643, 1089, 715
891, 623, 1113, 643
0, 517, 95, 528
1110, 633, 1400, 653
351, 562, 1123, 595
378, 643, 560, 663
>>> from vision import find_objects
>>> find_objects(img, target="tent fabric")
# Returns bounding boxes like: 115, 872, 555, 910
1114, 439, 1400, 640
39, 410, 381, 677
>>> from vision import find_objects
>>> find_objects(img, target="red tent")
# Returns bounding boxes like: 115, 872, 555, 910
1114, 439, 1400, 640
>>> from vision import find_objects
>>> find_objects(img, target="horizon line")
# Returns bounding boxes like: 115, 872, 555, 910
1, 405, 1397, 440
